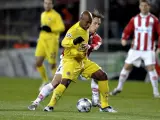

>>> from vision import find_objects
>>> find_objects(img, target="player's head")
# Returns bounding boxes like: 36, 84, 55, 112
139, 0, 151, 15
79, 10, 93, 30
89, 9, 104, 33
44, 0, 53, 11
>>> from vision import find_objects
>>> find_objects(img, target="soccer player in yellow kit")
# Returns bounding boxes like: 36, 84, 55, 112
35, 0, 65, 89
43, 11, 117, 112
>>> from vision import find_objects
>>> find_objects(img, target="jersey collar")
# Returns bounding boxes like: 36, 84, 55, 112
140, 12, 150, 18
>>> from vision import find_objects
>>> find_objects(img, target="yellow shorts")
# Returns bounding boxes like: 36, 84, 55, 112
62, 58, 101, 81
35, 37, 59, 64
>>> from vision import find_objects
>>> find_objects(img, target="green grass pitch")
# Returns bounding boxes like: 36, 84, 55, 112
0, 77, 160, 120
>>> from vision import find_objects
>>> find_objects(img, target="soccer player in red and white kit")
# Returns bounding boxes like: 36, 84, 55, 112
28, 10, 104, 111
110, 0, 160, 98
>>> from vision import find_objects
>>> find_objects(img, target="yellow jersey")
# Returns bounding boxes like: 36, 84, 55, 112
39, 9, 65, 40
61, 22, 89, 60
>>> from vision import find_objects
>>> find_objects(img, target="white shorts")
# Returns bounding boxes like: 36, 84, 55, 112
125, 49, 156, 67
55, 59, 63, 75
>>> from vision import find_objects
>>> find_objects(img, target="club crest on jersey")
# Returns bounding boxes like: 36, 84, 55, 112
66, 72, 70, 76
66, 33, 72, 38
48, 18, 51, 21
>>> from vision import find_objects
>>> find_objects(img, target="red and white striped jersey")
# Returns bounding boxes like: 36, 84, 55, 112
122, 13, 160, 51
87, 33, 102, 56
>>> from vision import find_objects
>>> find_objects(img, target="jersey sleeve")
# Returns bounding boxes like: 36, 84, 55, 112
61, 29, 77, 48
154, 18, 160, 48
89, 34, 102, 51
50, 14, 65, 33
122, 17, 135, 40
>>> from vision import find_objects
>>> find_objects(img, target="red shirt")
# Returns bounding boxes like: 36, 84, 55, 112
122, 13, 160, 50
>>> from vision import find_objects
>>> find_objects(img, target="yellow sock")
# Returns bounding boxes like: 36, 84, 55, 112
98, 80, 109, 108
37, 65, 48, 83
47, 84, 66, 107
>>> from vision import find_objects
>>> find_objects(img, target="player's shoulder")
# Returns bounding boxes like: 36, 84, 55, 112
68, 22, 82, 32
65, 22, 79, 37
131, 14, 139, 20
41, 11, 45, 16
51, 9, 61, 16
150, 14, 159, 21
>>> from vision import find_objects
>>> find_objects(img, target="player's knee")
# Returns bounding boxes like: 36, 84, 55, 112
92, 70, 108, 80
35, 57, 44, 67
35, 61, 43, 67
51, 76, 61, 88
61, 79, 71, 88
124, 64, 133, 71
146, 65, 155, 71
99, 72, 108, 80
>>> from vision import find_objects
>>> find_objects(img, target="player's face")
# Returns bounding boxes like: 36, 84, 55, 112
139, 2, 150, 15
80, 15, 92, 30
89, 17, 101, 33
44, 0, 53, 11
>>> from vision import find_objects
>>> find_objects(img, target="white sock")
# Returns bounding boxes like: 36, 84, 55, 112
34, 83, 54, 104
117, 67, 130, 90
148, 70, 159, 95
91, 79, 99, 98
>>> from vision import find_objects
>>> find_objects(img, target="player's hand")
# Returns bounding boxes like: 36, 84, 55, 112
121, 39, 127, 46
40, 25, 52, 32
73, 37, 84, 45
83, 44, 91, 50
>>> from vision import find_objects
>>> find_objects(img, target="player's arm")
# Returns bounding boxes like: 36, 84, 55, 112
89, 34, 102, 51
50, 14, 65, 33
121, 17, 134, 46
121, 17, 134, 40
39, 13, 52, 32
155, 18, 160, 49
61, 31, 84, 48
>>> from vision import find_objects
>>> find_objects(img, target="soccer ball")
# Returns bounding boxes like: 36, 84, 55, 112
76, 98, 92, 112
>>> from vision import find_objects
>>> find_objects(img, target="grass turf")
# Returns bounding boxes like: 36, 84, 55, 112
0, 77, 160, 120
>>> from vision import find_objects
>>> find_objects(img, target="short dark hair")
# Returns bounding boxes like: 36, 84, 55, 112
139, 0, 151, 5
92, 9, 104, 19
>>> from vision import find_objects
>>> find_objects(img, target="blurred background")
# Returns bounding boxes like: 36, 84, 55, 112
0, 0, 160, 81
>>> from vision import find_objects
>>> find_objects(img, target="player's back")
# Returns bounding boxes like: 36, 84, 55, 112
62, 22, 89, 60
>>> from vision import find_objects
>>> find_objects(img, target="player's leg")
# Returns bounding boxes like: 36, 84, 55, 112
91, 70, 117, 112
35, 39, 48, 89
28, 74, 62, 110
44, 58, 81, 112
80, 75, 99, 107
146, 65, 159, 97
110, 49, 142, 96
44, 78, 72, 111
82, 59, 116, 112
110, 63, 132, 96
143, 51, 160, 98
91, 79, 99, 107
47, 38, 59, 76
28, 62, 63, 110
36, 57, 49, 91
79, 75, 99, 107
